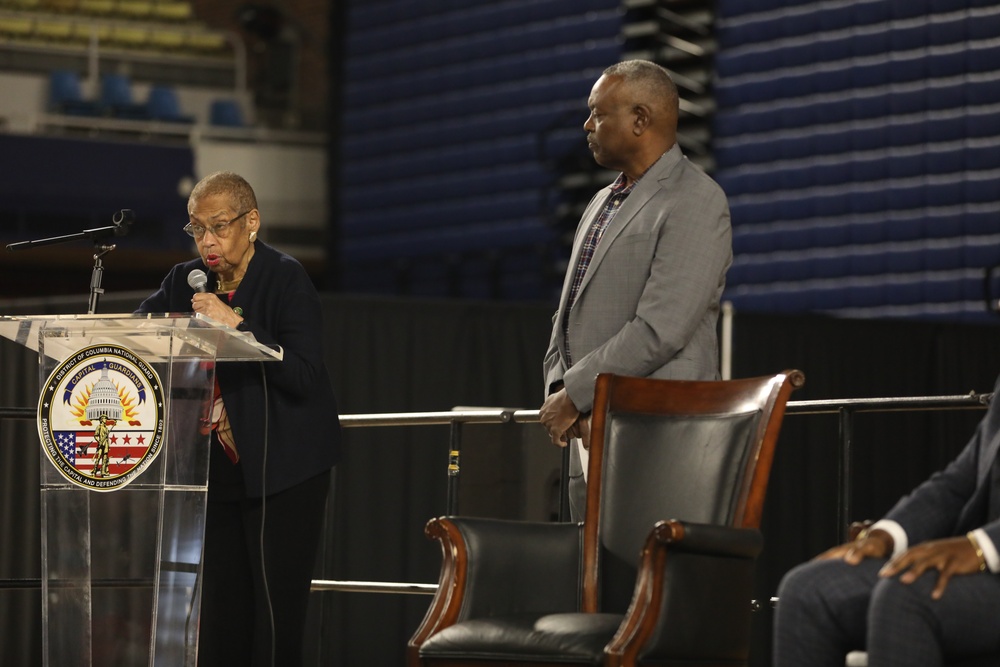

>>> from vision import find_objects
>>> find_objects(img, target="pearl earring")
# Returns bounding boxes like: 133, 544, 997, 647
249, 231, 257, 242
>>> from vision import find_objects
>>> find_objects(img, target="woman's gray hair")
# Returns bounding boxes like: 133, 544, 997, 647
189, 171, 258, 214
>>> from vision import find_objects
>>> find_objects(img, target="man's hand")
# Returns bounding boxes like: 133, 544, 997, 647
879, 536, 985, 600
814, 528, 894, 564
562, 415, 592, 450
539, 388, 580, 446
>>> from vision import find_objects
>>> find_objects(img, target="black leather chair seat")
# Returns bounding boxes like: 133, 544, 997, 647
419, 613, 625, 664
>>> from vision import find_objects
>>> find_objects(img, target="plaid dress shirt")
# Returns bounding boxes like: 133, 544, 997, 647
563, 173, 636, 365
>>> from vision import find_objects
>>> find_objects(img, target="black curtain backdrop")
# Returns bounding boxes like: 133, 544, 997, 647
731, 312, 1000, 664
2, 294, 1000, 665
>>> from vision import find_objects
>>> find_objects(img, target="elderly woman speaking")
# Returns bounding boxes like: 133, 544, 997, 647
136, 171, 340, 667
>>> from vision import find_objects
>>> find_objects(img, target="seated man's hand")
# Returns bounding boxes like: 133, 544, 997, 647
814, 528, 894, 564
879, 536, 984, 600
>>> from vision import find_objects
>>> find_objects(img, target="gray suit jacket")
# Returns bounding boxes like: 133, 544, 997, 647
543, 144, 733, 414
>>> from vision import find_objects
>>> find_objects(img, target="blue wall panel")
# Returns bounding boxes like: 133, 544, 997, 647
715, 1, 1000, 321
337, 1, 622, 300
0, 134, 193, 252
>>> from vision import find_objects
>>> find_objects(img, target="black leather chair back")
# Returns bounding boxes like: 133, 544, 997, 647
598, 409, 760, 611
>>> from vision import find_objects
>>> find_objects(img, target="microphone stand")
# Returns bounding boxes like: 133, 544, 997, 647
5, 209, 135, 315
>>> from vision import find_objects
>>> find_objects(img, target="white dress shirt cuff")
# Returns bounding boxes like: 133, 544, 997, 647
972, 528, 1000, 573
870, 519, 908, 559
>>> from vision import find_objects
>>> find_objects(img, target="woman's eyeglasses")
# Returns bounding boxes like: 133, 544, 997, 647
183, 211, 251, 239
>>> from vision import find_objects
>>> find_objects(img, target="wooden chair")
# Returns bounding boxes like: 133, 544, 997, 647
409, 370, 805, 667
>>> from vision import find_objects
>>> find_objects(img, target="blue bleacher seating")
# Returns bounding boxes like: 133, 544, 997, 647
818, 2, 871, 31
852, 60, 891, 88
850, 190, 888, 216
851, 91, 890, 121
846, 280, 886, 307
927, 49, 968, 79
884, 279, 924, 305
48, 70, 100, 116
966, 9, 1000, 40
925, 212, 963, 239
926, 115, 965, 143
930, 81, 967, 110
851, 158, 888, 182
715, 0, 1000, 318
965, 179, 997, 204
964, 239, 1000, 268
852, 29, 891, 59
100, 73, 149, 119
209, 99, 244, 127
342, 99, 580, 162
923, 180, 964, 207
146, 85, 194, 123
884, 216, 925, 242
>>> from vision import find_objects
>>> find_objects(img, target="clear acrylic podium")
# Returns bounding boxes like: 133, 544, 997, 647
0, 313, 282, 666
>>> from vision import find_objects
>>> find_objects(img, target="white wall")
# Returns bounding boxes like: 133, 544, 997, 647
193, 139, 327, 262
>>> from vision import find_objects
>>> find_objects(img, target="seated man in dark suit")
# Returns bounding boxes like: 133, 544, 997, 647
773, 375, 1000, 667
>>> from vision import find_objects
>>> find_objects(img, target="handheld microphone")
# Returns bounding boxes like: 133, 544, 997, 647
187, 269, 208, 293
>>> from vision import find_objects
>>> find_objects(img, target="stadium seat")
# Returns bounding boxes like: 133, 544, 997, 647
148, 28, 186, 51
187, 31, 229, 54
6, 0, 42, 10
78, 0, 114, 16
146, 85, 194, 123
151, 1, 192, 22
0, 16, 34, 40
116, 0, 153, 20
108, 24, 148, 50
209, 99, 244, 127
48, 69, 100, 116
44, 0, 78, 12
72, 21, 111, 43
34, 18, 74, 42
100, 72, 149, 119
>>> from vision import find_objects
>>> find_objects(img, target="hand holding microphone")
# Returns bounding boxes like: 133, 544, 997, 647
187, 269, 244, 329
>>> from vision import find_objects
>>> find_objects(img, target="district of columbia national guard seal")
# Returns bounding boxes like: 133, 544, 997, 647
37, 343, 165, 492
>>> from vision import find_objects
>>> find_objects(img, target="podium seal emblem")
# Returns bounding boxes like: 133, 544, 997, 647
37, 343, 165, 491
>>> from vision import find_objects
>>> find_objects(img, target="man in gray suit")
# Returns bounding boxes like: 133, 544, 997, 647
540, 60, 732, 520
773, 374, 1000, 666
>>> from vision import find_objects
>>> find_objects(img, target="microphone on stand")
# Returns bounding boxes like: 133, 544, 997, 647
112, 209, 135, 237
187, 269, 208, 293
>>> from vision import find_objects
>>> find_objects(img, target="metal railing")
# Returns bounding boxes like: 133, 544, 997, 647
1, 391, 992, 597
319, 392, 992, 595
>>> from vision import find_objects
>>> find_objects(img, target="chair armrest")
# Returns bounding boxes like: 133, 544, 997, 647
654, 518, 763, 558
607, 519, 763, 664
408, 517, 582, 661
